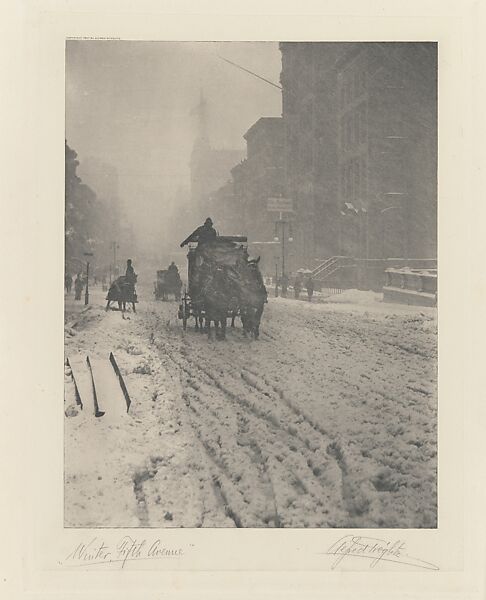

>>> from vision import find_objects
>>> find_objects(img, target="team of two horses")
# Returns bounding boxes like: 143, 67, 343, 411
193, 259, 267, 340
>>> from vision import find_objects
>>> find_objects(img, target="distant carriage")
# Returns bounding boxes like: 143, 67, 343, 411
154, 269, 182, 301
178, 236, 267, 339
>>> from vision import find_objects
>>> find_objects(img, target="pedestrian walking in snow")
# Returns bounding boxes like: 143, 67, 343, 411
74, 273, 84, 301
65, 272, 72, 294
305, 276, 314, 302
293, 273, 303, 299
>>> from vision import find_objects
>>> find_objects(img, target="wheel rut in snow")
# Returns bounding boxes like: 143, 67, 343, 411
327, 440, 371, 522
182, 386, 281, 527
165, 346, 347, 526
148, 311, 366, 526
132, 456, 164, 527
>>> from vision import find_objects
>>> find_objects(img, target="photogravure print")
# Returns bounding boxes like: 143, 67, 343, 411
64, 41, 437, 534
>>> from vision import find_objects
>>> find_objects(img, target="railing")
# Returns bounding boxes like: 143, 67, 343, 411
312, 256, 338, 279
310, 258, 438, 296
320, 287, 345, 297
312, 256, 352, 280
312, 256, 355, 283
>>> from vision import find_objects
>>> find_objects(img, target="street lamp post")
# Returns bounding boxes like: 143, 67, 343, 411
274, 257, 279, 297
111, 241, 119, 280
84, 252, 94, 305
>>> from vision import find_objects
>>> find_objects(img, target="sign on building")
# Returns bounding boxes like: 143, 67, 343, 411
267, 197, 294, 213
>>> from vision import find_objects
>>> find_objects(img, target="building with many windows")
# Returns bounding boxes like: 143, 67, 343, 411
210, 117, 287, 275
241, 116, 285, 242
336, 43, 437, 260
279, 42, 437, 266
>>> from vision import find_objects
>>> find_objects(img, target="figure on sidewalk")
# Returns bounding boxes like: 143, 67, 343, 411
65, 272, 72, 294
293, 273, 303, 299
74, 273, 84, 301
305, 276, 314, 302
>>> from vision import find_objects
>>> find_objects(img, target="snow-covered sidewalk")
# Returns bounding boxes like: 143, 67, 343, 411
64, 289, 437, 528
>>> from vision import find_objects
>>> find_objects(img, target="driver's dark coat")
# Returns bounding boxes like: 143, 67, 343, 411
180, 224, 217, 247
125, 264, 136, 283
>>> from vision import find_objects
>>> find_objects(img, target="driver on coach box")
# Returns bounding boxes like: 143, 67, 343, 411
125, 259, 137, 284
180, 217, 217, 248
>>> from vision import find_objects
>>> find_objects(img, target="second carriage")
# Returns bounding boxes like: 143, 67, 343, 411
154, 268, 182, 301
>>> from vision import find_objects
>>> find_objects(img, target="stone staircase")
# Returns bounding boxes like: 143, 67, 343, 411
311, 256, 353, 284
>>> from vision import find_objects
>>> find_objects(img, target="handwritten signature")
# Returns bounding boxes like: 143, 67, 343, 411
64, 536, 186, 568
324, 535, 439, 571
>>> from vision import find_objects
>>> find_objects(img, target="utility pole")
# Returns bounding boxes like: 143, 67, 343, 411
274, 211, 293, 296
281, 222, 286, 280
112, 241, 119, 277
365, 210, 370, 260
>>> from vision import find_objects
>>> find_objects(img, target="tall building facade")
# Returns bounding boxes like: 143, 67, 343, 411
279, 42, 437, 266
210, 117, 287, 274
336, 43, 437, 260
210, 118, 285, 239
280, 43, 350, 265
242, 117, 285, 242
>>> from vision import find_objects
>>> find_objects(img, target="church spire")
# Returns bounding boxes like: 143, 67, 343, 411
190, 88, 209, 147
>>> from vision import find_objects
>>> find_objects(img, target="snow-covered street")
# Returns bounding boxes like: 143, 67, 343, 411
64, 286, 437, 529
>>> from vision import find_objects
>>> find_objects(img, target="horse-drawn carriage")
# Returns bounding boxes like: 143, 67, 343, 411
105, 275, 137, 316
178, 236, 267, 339
154, 269, 182, 301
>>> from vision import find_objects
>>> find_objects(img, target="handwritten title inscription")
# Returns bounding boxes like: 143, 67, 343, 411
62, 534, 439, 571
64, 536, 187, 568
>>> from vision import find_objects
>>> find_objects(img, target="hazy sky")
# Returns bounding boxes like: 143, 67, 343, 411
66, 41, 282, 246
